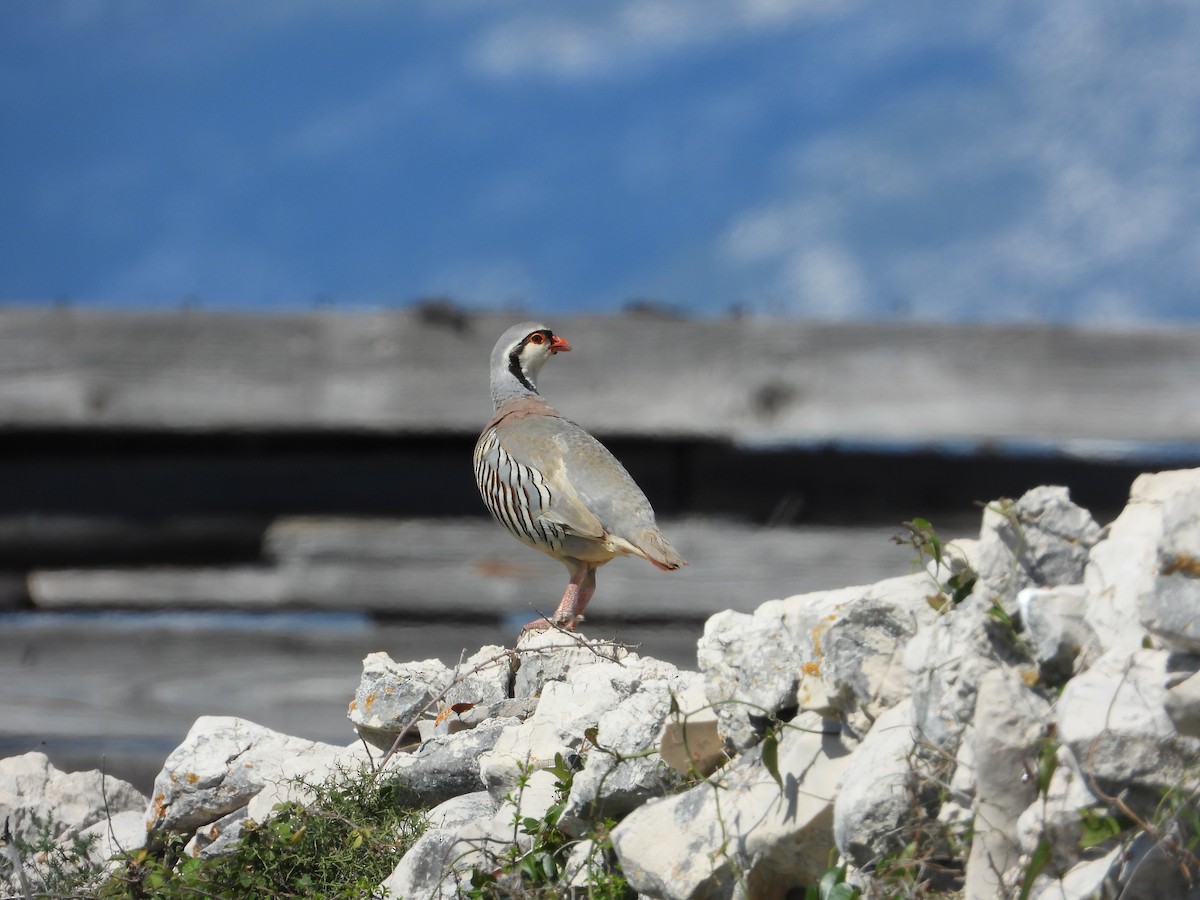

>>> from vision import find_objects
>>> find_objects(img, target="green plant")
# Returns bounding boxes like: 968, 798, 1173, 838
894, 517, 977, 611
465, 752, 634, 899
1, 811, 105, 897
865, 742, 973, 899
1076, 807, 1130, 850
1074, 780, 1200, 872
1153, 781, 1200, 884
805, 859, 861, 900
102, 765, 427, 898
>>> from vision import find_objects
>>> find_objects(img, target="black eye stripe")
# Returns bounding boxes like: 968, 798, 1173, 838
506, 329, 553, 394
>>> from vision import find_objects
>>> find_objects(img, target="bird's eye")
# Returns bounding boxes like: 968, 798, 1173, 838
528, 333, 546, 345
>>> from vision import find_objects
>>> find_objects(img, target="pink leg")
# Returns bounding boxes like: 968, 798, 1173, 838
523, 562, 596, 632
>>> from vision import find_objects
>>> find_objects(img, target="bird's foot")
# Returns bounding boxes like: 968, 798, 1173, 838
519, 616, 553, 634
519, 613, 581, 635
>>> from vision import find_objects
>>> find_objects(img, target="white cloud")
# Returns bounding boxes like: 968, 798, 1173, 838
782, 244, 869, 317
708, 1, 1200, 321
469, 0, 857, 80
282, 69, 447, 162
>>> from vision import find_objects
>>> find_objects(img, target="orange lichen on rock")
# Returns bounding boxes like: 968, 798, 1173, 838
810, 617, 836, 659
146, 791, 168, 828
1162, 554, 1200, 577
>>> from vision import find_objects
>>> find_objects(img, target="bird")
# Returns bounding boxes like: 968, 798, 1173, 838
473, 321, 686, 630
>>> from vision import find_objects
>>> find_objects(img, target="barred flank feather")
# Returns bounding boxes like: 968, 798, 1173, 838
473, 427, 565, 554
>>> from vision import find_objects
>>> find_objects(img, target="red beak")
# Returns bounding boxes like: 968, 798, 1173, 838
550, 334, 571, 353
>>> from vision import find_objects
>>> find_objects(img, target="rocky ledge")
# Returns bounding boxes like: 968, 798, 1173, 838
3, 468, 1200, 899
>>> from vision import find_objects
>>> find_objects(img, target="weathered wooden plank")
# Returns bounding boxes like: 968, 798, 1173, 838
0, 307, 1197, 449
28, 566, 287, 608
27, 518, 921, 620
0, 514, 264, 567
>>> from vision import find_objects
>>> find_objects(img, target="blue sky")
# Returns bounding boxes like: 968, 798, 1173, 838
2, 1, 1199, 323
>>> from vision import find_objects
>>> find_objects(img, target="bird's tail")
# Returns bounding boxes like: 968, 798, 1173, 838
637, 527, 687, 571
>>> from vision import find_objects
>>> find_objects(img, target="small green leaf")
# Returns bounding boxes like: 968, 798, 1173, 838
949, 572, 977, 605
818, 864, 845, 895
762, 731, 783, 790
543, 802, 565, 827
1078, 808, 1125, 848
911, 517, 942, 564
986, 601, 1015, 628
1035, 741, 1058, 797
1018, 837, 1052, 900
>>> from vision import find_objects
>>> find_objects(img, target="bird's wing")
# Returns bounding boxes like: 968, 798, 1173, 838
494, 412, 658, 542
486, 416, 609, 542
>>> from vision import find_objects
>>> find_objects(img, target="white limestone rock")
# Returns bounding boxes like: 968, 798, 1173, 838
832, 699, 919, 867
700, 572, 937, 749
562, 838, 604, 888
1138, 486, 1200, 653
511, 629, 633, 698
936, 722, 976, 829
613, 712, 852, 900
238, 740, 374, 835
0, 751, 147, 848
1056, 648, 1200, 799
1084, 468, 1200, 657
411, 769, 562, 895
962, 667, 1053, 900
923, 536, 981, 593
1017, 585, 1098, 680
478, 659, 641, 803
388, 716, 521, 807
349, 653, 453, 750
186, 806, 250, 859
563, 667, 703, 829
659, 672, 726, 778
973, 486, 1100, 612
1031, 831, 1199, 900
1028, 844, 1122, 900
905, 592, 998, 750
814, 572, 939, 737
1015, 743, 1101, 869
378, 791, 496, 900
697, 606, 807, 750
191, 715, 524, 863
79, 808, 149, 871
444, 643, 515, 707
145, 716, 347, 835
1164, 666, 1200, 739
0, 752, 147, 893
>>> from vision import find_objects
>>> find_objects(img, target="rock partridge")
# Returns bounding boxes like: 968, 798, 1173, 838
474, 322, 686, 630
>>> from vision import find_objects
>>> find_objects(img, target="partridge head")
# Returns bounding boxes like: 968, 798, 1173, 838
474, 321, 686, 630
